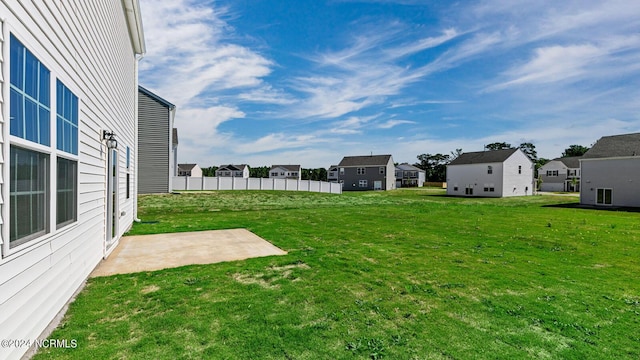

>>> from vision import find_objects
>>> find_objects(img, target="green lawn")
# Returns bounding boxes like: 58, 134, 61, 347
35, 189, 640, 359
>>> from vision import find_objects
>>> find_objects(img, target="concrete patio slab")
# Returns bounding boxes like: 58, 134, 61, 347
91, 229, 287, 277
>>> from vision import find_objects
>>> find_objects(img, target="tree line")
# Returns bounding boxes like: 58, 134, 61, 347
413, 142, 590, 182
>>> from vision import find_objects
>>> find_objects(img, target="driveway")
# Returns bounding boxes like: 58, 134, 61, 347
91, 229, 287, 277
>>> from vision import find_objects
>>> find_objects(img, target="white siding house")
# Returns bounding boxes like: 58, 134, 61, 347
538, 157, 581, 192
269, 165, 302, 180
580, 133, 640, 207
216, 164, 250, 178
177, 163, 202, 177
446, 148, 534, 197
0, 1, 145, 359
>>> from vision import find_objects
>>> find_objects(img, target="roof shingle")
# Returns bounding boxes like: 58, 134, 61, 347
582, 133, 640, 159
448, 148, 519, 165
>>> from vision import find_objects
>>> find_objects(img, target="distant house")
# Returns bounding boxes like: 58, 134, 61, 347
337, 155, 396, 191
580, 133, 640, 207
538, 157, 582, 192
216, 164, 250, 178
395, 163, 426, 188
138, 86, 177, 194
327, 165, 339, 182
178, 164, 203, 177
0, 1, 145, 359
270, 165, 302, 180
446, 148, 534, 197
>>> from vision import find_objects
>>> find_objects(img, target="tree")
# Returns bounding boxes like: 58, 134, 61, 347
201, 166, 218, 177
519, 142, 537, 161
450, 148, 463, 161
250, 166, 269, 178
485, 142, 512, 151
562, 145, 589, 157
534, 158, 549, 178
415, 153, 450, 182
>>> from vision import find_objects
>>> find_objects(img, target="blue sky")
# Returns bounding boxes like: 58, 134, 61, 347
138, 0, 640, 168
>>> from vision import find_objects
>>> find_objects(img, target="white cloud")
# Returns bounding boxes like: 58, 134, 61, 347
138, 0, 274, 104
377, 120, 416, 129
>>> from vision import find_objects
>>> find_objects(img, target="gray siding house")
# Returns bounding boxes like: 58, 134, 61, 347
538, 156, 581, 192
580, 133, 640, 207
138, 86, 176, 194
338, 155, 396, 191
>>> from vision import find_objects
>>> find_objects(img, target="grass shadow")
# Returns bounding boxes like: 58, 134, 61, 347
543, 202, 640, 213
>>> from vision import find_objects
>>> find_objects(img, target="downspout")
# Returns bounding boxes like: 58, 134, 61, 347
133, 52, 144, 223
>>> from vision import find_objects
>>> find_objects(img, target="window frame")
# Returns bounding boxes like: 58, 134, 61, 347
358, 179, 368, 188
487, 165, 493, 174
357, 167, 366, 175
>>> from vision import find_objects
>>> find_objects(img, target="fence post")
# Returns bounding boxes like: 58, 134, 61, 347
202, 176, 205, 190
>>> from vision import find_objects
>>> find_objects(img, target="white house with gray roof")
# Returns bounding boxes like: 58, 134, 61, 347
337, 155, 395, 191
446, 148, 534, 197
580, 133, 640, 207
216, 164, 250, 178
395, 163, 426, 187
538, 156, 582, 192
270, 165, 301, 180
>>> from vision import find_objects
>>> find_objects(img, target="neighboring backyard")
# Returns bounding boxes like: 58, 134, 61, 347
36, 189, 639, 359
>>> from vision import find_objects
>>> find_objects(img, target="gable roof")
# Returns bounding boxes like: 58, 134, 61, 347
396, 163, 424, 172
448, 148, 519, 165
582, 133, 640, 159
270, 165, 301, 171
339, 155, 392, 167
178, 164, 198, 171
557, 156, 581, 168
139, 86, 176, 109
219, 164, 248, 171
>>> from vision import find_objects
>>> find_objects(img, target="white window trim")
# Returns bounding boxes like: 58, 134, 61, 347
595, 188, 613, 206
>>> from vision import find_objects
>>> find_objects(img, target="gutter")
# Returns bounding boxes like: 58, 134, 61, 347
122, 0, 146, 55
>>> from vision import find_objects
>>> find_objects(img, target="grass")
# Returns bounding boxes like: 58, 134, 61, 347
35, 189, 640, 359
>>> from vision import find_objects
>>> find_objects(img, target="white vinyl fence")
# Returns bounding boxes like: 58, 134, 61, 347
172, 177, 342, 194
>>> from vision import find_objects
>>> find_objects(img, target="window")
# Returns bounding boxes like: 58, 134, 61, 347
465, 187, 473, 195
487, 166, 493, 174
126, 146, 130, 169
518, 165, 522, 174
596, 188, 612, 205
9, 146, 49, 247
379, 167, 385, 174
357, 167, 366, 175
271, 172, 278, 177
359, 180, 368, 187
8, 34, 79, 250
55, 81, 79, 227
10, 35, 50, 146
453, 186, 458, 191
546, 170, 559, 177
57, 157, 77, 226
126, 173, 130, 199
56, 80, 78, 154
339, 168, 344, 175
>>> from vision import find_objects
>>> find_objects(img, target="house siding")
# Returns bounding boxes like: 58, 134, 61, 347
446, 150, 533, 197
339, 159, 395, 191
138, 89, 171, 194
580, 157, 640, 207
446, 162, 505, 197
501, 151, 534, 197
0, 1, 140, 359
